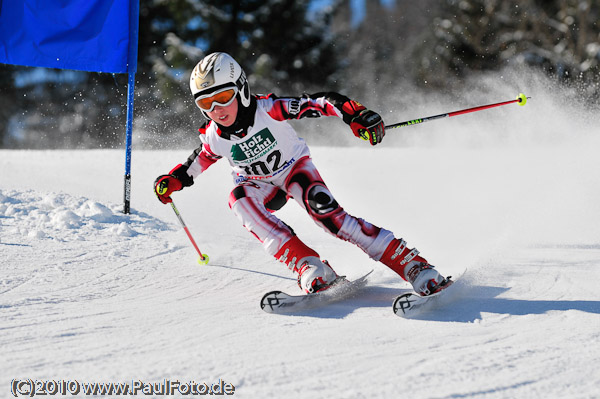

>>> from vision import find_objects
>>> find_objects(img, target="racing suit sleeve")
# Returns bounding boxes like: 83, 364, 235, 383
179, 123, 223, 180
259, 92, 367, 125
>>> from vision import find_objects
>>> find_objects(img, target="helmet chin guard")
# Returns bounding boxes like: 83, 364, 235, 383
190, 52, 251, 118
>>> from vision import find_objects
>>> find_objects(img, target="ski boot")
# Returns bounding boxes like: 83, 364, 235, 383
380, 238, 450, 296
297, 257, 339, 294
405, 263, 451, 296
275, 236, 339, 293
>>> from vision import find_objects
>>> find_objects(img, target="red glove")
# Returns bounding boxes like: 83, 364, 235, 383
343, 100, 385, 145
154, 175, 183, 204
154, 164, 193, 204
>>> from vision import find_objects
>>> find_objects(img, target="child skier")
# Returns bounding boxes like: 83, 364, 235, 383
154, 52, 449, 295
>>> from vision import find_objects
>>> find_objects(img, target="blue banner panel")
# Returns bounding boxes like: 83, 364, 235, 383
0, 0, 133, 73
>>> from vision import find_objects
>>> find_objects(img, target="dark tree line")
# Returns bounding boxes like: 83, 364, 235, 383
1, 0, 598, 149
421, 0, 600, 93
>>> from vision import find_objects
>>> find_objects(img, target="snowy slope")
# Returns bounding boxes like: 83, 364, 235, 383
2, 86, 600, 398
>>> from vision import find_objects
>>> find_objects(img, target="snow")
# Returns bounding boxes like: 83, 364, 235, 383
2, 87, 600, 398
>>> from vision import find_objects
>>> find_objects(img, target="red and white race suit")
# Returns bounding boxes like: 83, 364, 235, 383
181, 92, 410, 276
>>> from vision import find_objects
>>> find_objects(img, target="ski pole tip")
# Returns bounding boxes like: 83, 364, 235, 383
517, 93, 529, 106
198, 254, 210, 265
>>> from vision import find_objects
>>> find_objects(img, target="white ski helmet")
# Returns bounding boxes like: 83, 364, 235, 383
190, 52, 251, 115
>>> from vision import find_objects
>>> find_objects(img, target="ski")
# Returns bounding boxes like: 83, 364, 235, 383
392, 276, 459, 318
260, 270, 373, 314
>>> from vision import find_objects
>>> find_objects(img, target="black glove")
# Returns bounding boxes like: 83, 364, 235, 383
350, 109, 385, 146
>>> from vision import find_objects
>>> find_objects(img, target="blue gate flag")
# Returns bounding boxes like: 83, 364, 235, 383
0, 0, 137, 73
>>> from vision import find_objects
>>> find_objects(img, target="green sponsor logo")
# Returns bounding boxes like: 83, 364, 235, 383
230, 128, 277, 163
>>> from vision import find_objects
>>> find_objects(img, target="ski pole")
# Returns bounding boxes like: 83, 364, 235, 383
169, 199, 209, 265
385, 93, 530, 130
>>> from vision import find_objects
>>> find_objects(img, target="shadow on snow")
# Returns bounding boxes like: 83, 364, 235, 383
262, 283, 600, 321
397, 284, 600, 322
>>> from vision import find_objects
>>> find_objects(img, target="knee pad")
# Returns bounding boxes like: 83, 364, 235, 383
306, 184, 339, 215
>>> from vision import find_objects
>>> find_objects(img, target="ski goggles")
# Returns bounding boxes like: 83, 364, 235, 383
194, 86, 238, 112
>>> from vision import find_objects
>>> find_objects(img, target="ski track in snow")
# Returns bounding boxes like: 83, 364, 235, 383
2, 102, 600, 397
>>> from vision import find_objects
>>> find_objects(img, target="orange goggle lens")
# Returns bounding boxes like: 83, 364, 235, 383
196, 88, 237, 111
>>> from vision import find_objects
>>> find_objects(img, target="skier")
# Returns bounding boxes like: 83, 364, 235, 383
154, 52, 449, 295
